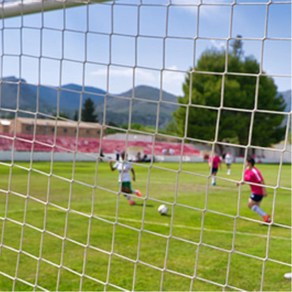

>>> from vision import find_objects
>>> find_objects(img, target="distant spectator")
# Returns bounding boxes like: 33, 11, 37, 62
136, 152, 151, 163
142, 154, 151, 163
136, 152, 142, 162
169, 148, 175, 155
115, 145, 121, 161
162, 148, 168, 155
98, 148, 105, 162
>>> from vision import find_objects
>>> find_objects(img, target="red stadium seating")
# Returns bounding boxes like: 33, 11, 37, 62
0, 133, 200, 156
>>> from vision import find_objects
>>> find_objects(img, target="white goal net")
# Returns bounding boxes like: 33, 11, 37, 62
0, 0, 291, 291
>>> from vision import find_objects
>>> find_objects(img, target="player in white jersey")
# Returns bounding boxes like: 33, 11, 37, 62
109, 151, 142, 205
225, 152, 233, 175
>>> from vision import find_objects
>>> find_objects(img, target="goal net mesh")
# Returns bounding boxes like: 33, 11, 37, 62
0, 0, 291, 291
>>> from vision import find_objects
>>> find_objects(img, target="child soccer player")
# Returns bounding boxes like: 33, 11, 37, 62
225, 152, 233, 175
208, 153, 221, 186
237, 157, 271, 223
109, 151, 142, 205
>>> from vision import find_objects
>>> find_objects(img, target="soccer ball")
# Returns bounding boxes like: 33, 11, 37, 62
158, 204, 168, 215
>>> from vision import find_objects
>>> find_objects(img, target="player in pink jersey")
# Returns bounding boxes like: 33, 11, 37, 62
208, 153, 221, 186
237, 157, 271, 223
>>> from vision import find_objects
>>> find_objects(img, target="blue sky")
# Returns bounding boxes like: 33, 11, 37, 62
1, 0, 291, 96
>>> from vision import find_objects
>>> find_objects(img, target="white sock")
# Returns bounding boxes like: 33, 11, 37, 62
251, 205, 266, 217
212, 177, 216, 184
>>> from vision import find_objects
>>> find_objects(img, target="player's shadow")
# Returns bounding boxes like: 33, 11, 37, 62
135, 203, 154, 208
160, 214, 171, 217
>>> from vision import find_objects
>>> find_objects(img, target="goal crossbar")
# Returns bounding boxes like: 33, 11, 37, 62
0, 0, 109, 18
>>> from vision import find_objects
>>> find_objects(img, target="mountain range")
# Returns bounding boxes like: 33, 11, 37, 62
0, 76, 179, 127
0, 76, 290, 128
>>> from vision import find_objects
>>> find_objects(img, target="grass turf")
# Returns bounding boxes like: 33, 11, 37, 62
0, 160, 291, 291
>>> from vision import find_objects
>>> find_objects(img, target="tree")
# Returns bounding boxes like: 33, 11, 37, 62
173, 47, 286, 154
73, 110, 78, 121
81, 98, 98, 122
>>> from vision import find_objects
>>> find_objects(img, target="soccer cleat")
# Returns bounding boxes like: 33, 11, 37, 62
128, 200, 136, 206
211, 182, 216, 186
263, 215, 271, 223
135, 189, 142, 197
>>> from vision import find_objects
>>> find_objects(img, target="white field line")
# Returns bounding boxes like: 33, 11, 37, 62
1, 209, 290, 241
99, 215, 291, 241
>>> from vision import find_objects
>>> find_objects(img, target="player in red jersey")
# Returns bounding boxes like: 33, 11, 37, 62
237, 157, 271, 223
208, 153, 221, 186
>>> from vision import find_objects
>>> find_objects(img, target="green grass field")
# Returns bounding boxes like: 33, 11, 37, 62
0, 160, 291, 291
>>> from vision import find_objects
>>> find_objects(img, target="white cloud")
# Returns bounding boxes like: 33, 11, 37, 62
210, 39, 226, 50
170, 0, 232, 17
90, 66, 184, 95
162, 67, 185, 95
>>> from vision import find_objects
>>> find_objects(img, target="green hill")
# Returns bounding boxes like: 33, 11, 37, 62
0, 77, 289, 129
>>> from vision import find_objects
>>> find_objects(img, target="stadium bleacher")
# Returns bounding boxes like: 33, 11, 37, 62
0, 133, 200, 156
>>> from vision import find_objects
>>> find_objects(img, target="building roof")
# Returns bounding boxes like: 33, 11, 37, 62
14, 117, 103, 129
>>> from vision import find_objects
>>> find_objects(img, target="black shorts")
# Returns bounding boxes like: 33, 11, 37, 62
250, 194, 264, 202
212, 167, 218, 174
